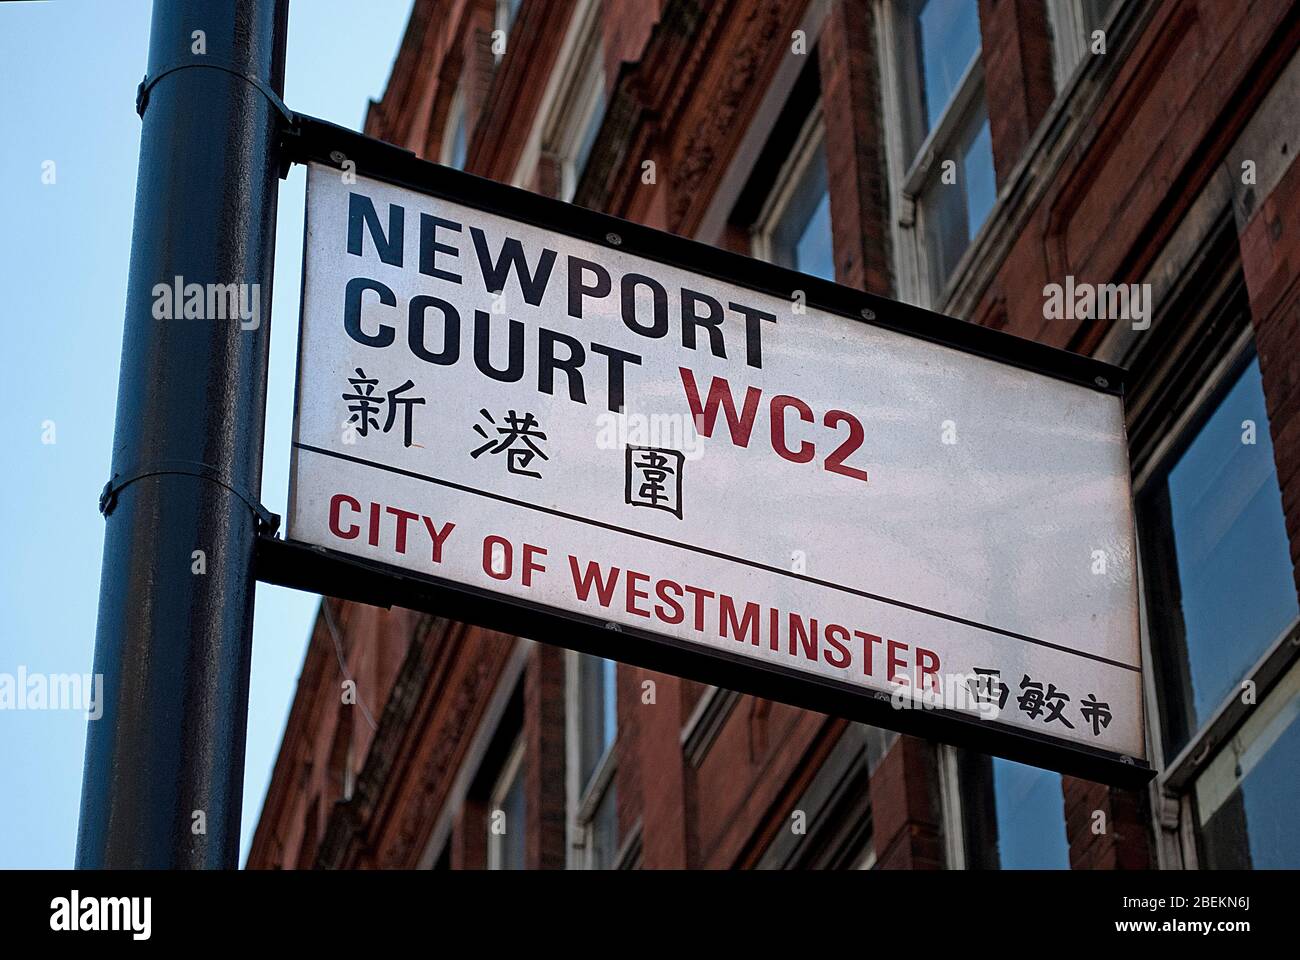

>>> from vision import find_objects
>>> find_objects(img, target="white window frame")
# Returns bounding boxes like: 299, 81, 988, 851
540, 4, 604, 202
750, 109, 831, 276
565, 651, 618, 869
1046, 0, 1126, 91
494, 0, 523, 64
439, 85, 468, 171
876, 0, 993, 309
487, 735, 526, 870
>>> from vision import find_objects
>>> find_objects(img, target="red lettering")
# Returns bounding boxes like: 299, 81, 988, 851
569, 556, 620, 607
679, 367, 761, 447
824, 409, 868, 482
626, 570, 651, 617
483, 535, 512, 581
719, 595, 760, 645
770, 395, 814, 463
328, 494, 361, 540
386, 506, 419, 554
682, 584, 715, 632
917, 647, 941, 692
887, 638, 908, 683
521, 543, 547, 587
823, 624, 852, 668
856, 631, 884, 676
788, 612, 818, 661
654, 578, 685, 624
421, 517, 456, 563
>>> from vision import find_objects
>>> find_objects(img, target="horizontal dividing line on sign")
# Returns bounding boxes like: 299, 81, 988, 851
293, 442, 1141, 674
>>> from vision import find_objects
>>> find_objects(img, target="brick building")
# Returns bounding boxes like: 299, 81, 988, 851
248, 0, 1300, 870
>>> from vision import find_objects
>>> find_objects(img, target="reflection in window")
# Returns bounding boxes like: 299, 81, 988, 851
770, 137, 833, 280
1141, 357, 1299, 755
920, 104, 995, 292
914, 0, 981, 134
573, 654, 619, 867
442, 88, 468, 171
590, 780, 619, 869
756, 120, 835, 282
488, 740, 526, 870
961, 753, 1070, 869
1196, 665, 1300, 868
889, 0, 995, 302
578, 655, 617, 785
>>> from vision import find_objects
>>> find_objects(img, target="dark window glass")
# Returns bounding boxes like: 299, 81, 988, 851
1196, 676, 1300, 869
578, 654, 616, 787
912, 0, 981, 136
960, 753, 1069, 869
448, 104, 468, 171
770, 137, 834, 281
1140, 356, 1298, 754
495, 757, 527, 870
921, 101, 995, 296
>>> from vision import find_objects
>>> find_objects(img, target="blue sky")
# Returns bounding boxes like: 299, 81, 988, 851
0, 0, 414, 868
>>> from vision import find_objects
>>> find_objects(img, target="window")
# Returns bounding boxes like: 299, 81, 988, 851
545, 24, 605, 203
494, 0, 524, 63
879, 0, 997, 305
568, 653, 619, 867
496, 0, 523, 33
1047, 0, 1121, 88
756, 725, 883, 869
487, 737, 527, 870
958, 754, 1070, 869
1136, 346, 1300, 869
440, 87, 468, 171
1195, 662, 1300, 869
753, 115, 835, 281
1140, 355, 1299, 756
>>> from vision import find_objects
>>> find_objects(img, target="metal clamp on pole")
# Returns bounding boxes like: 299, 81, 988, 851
99, 460, 281, 536
136, 60, 294, 125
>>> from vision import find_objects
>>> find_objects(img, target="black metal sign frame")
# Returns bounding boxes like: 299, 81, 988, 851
266, 113, 1152, 789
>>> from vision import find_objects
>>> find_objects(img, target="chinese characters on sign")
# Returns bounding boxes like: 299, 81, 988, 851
625, 446, 684, 519
471, 408, 549, 478
967, 669, 1114, 736
342, 368, 424, 447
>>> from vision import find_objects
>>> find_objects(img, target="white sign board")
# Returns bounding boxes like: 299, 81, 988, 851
288, 162, 1146, 771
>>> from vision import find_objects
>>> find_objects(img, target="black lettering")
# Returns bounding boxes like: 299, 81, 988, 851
473, 310, 525, 382
682, 288, 726, 359
620, 273, 669, 338
590, 343, 642, 412
343, 277, 396, 347
470, 228, 557, 306
419, 214, 462, 283
408, 295, 460, 364
347, 194, 403, 266
567, 256, 612, 318
538, 328, 587, 403
729, 301, 773, 369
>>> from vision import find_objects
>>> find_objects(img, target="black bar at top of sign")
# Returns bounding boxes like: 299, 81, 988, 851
254, 535, 1154, 788
279, 113, 1127, 398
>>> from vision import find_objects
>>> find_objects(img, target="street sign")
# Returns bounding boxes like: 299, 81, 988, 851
277, 122, 1147, 785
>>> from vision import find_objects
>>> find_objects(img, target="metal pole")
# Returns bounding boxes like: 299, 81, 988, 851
77, 0, 289, 869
